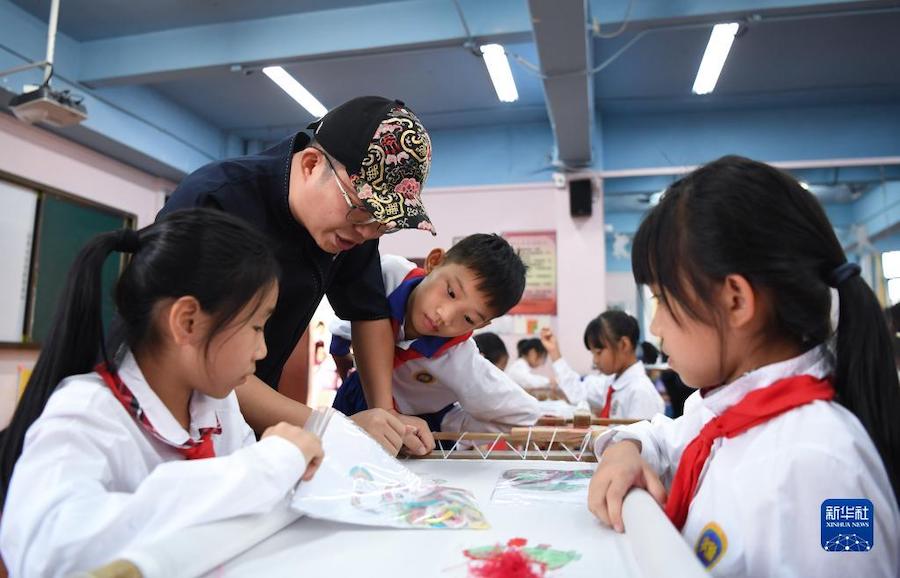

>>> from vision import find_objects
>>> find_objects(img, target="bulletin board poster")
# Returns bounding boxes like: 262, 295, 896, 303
504, 231, 557, 315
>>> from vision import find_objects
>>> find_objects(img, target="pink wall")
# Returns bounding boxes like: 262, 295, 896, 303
0, 115, 171, 227
0, 115, 173, 428
379, 182, 607, 375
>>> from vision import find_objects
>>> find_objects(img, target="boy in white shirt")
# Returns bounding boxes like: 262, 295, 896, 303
330, 234, 541, 433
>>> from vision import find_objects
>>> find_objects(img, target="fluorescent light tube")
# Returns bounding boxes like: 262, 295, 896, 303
262, 66, 328, 117
692, 23, 739, 95
479, 44, 519, 103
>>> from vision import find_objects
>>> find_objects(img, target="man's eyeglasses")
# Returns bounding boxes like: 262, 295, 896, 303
314, 148, 400, 234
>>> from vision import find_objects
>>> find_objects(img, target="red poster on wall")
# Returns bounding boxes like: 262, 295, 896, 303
504, 231, 557, 315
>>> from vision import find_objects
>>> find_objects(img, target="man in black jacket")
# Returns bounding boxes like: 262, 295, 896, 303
160, 96, 436, 455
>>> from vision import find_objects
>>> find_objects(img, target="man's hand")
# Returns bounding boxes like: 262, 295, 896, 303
391, 412, 435, 456
350, 408, 409, 456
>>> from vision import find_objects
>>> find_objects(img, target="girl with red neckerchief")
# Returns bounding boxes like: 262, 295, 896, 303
588, 156, 899, 577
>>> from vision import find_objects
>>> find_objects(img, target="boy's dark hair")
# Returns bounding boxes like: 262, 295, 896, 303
443, 233, 527, 317
583, 310, 640, 351
632, 154, 900, 504
0, 208, 279, 503
516, 337, 546, 358
473, 332, 509, 366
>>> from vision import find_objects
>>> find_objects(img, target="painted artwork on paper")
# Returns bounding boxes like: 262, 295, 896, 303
491, 469, 593, 506
349, 466, 489, 529
291, 412, 489, 529
463, 537, 581, 577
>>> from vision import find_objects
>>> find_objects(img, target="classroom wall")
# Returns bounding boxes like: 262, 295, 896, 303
378, 182, 605, 375
605, 272, 639, 317
0, 114, 173, 428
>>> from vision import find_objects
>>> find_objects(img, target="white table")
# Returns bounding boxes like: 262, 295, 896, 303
120, 459, 705, 578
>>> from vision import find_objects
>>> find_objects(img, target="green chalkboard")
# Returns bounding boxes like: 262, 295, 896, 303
29, 195, 129, 344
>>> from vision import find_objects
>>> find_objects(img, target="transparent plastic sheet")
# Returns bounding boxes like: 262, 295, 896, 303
290, 410, 489, 529
536, 399, 579, 419
490, 468, 594, 506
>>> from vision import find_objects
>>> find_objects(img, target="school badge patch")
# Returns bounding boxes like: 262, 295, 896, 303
414, 371, 435, 384
695, 522, 728, 569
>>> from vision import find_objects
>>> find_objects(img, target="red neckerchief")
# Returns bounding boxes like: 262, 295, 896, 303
664, 374, 834, 529
598, 385, 614, 418
96, 362, 221, 460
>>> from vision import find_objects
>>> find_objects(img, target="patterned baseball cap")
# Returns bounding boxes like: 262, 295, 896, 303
308, 96, 435, 235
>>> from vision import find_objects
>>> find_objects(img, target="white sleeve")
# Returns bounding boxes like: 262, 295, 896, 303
438, 341, 542, 431
551, 358, 587, 404
441, 404, 504, 433
506, 359, 551, 389
737, 446, 900, 577
0, 411, 308, 578
593, 411, 705, 482
328, 316, 352, 342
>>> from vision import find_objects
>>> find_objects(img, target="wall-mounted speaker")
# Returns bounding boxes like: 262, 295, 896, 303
569, 178, 592, 217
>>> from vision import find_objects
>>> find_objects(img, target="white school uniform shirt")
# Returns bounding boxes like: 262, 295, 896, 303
554, 359, 663, 419
330, 255, 541, 433
0, 350, 309, 578
505, 357, 551, 390
594, 346, 900, 577
550, 358, 610, 409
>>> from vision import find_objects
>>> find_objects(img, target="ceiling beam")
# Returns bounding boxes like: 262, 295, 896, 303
78, 0, 532, 87
528, 0, 593, 168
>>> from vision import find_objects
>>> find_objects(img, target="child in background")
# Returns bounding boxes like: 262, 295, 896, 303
473, 332, 510, 371
506, 338, 554, 390
0, 209, 323, 577
637, 341, 660, 366
330, 234, 541, 433
637, 342, 673, 416
588, 156, 899, 576
658, 362, 693, 418
540, 311, 664, 419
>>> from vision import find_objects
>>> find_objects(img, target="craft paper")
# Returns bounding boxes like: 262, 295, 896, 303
490, 469, 593, 506
291, 411, 488, 529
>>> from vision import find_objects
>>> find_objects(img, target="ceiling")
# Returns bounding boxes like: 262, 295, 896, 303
592, 9, 900, 113
9, 0, 425, 41
11, 0, 899, 138
150, 41, 548, 141
6, 0, 900, 193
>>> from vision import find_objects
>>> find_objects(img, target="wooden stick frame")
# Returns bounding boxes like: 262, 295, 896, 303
537, 415, 640, 428
405, 428, 604, 462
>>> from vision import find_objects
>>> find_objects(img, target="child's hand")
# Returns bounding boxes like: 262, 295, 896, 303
588, 440, 666, 532
262, 422, 324, 481
350, 408, 408, 456
539, 328, 561, 360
